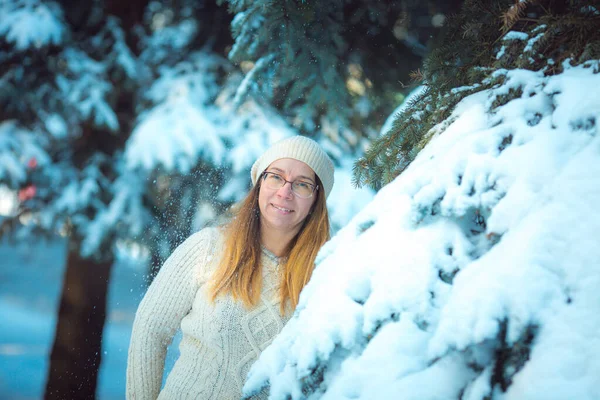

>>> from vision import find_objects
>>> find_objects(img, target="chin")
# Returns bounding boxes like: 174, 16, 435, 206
268, 219, 295, 230
263, 214, 302, 232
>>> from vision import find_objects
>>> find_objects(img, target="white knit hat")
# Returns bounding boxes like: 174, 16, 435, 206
251, 136, 335, 198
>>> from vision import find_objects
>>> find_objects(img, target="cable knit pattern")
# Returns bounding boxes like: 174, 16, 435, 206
126, 227, 290, 399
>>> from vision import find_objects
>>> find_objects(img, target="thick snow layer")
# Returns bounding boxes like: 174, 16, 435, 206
244, 62, 600, 399
329, 161, 375, 232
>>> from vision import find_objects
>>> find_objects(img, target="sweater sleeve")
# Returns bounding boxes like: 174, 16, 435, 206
126, 228, 216, 399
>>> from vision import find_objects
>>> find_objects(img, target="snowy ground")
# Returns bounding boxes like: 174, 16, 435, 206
0, 238, 181, 399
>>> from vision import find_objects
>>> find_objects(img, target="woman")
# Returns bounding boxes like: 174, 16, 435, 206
126, 135, 334, 399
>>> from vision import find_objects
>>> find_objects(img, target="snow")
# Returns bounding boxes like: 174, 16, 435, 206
233, 54, 275, 106
3, 2, 597, 397
0, 121, 50, 186
244, 62, 600, 399
498, 27, 546, 58
524, 33, 544, 53
105, 17, 138, 80
126, 52, 230, 173
379, 86, 426, 136
0, 185, 18, 216
126, 100, 225, 172
140, 19, 198, 65
503, 31, 529, 41
220, 101, 295, 174
81, 171, 148, 258
44, 114, 68, 139
56, 48, 119, 132
0, 0, 66, 51
496, 45, 507, 60
328, 162, 375, 232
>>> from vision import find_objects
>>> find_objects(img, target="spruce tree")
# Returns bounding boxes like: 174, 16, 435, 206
220, 0, 461, 153
0, 0, 235, 397
351, 0, 600, 393
354, 0, 600, 190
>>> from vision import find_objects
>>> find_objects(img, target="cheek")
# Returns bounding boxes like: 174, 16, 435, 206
258, 187, 267, 211
299, 198, 316, 219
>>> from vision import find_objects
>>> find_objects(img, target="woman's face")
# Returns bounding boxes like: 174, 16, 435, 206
258, 158, 317, 236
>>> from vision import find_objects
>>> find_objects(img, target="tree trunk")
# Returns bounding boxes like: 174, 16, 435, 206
44, 239, 113, 400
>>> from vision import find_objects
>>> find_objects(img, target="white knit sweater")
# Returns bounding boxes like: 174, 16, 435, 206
126, 227, 290, 399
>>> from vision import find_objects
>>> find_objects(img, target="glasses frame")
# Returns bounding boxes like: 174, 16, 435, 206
261, 171, 319, 199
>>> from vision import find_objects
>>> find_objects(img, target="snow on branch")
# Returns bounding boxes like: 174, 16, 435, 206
103, 17, 138, 79
126, 52, 231, 174
126, 100, 225, 173
0, 121, 50, 186
56, 48, 119, 131
233, 54, 275, 107
80, 170, 149, 258
244, 62, 600, 399
0, 0, 66, 50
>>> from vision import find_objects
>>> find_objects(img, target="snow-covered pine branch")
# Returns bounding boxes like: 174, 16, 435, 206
0, 0, 66, 51
244, 60, 600, 400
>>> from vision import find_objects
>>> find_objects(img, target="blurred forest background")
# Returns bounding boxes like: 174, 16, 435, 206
0, 0, 459, 397
4, 0, 595, 399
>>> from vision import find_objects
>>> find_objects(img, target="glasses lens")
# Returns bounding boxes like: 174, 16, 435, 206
264, 173, 284, 189
263, 172, 314, 198
292, 182, 313, 198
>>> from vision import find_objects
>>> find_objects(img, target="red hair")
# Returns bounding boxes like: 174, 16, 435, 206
208, 176, 330, 314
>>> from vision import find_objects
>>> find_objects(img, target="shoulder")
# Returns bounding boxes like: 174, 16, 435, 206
185, 226, 223, 247
167, 227, 223, 269
184, 226, 225, 283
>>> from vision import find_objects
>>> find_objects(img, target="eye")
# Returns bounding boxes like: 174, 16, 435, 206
295, 181, 311, 189
267, 173, 283, 182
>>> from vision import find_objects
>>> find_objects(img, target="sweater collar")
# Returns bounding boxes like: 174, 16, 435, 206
260, 245, 283, 264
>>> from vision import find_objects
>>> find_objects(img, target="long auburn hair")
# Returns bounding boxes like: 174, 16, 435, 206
208, 174, 330, 314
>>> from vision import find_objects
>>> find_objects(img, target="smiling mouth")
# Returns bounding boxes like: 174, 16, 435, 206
271, 204, 293, 213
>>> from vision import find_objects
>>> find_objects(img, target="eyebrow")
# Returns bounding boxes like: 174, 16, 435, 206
268, 167, 315, 183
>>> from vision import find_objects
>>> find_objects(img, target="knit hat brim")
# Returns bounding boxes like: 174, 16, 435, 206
251, 136, 335, 198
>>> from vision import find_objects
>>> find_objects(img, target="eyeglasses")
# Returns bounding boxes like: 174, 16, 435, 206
261, 171, 318, 199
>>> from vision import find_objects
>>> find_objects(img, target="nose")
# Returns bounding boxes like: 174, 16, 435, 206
276, 181, 294, 198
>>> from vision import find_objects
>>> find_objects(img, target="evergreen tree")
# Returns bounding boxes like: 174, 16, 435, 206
1, 0, 383, 396
0, 0, 240, 397
1, 1, 149, 397
354, 0, 600, 190
220, 0, 461, 153
243, 2, 600, 398
0, 0, 483, 397
348, 0, 600, 394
